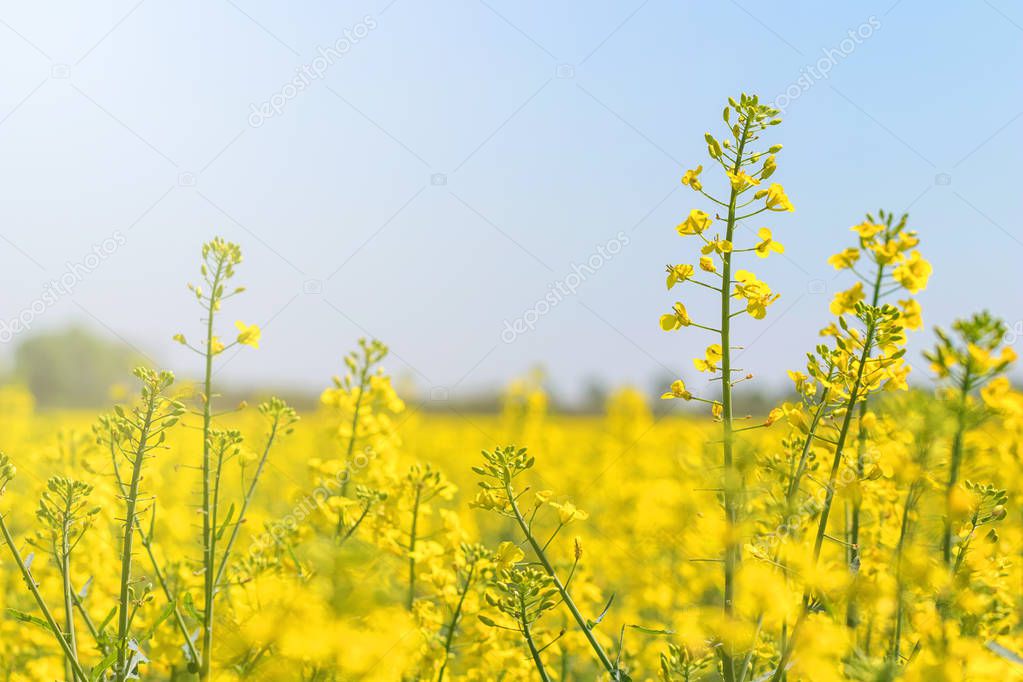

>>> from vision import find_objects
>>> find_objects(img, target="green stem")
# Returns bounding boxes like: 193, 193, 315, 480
951, 516, 978, 578
213, 421, 280, 588
809, 324, 876, 566
337, 501, 372, 545
847, 264, 884, 632
770, 318, 878, 682
207, 436, 230, 605
108, 429, 199, 667
407, 484, 422, 610
889, 482, 920, 663
340, 365, 369, 497
717, 111, 752, 682
60, 500, 78, 682
736, 615, 763, 682
436, 563, 475, 682
943, 372, 971, 566
70, 585, 105, 656
0, 514, 88, 682
521, 606, 553, 682
116, 395, 156, 682
785, 388, 832, 505
747, 383, 833, 682
140, 532, 199, 666
200, 261, 224, 681
504, 478, 620, 678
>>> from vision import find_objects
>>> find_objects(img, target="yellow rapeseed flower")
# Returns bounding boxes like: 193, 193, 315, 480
494, 541, 524, 568
733, 270, 779, 319
827, 247, 860, 270
681, 165, 703, 191
666, 264, 695, 290
660, 379, 692, 400
694, 344, 723, 373
892, 251, 932, 293
899, 298, 923, 330
660, 302, 693, 331
235, 321, 262, 348
549, 501, 589, 524
851, 221, 885, 239
830, 282, 865, 315
765, 183, 794, 211
701, 239, 733, 256
754, 227, 784, 258
678, 209, 712, 235
727, 169, 760, 192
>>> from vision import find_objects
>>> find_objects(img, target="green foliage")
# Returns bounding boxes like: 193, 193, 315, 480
12, 327, 144, 409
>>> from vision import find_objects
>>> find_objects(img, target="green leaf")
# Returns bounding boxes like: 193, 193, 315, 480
90, 649, 119, 682
97, 606, 118, 634
587, 593, 615, 629
628, 623, 674, 636
182, 592, 202, 622
6, 608, 51, 633
216, 503, 236, 541
139, 601, 177, 642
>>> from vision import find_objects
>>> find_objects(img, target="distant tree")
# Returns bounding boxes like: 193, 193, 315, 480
581, 376, 609, 414
13, 326, 145, 409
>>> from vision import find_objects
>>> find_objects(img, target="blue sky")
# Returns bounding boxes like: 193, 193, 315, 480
0, 1, 1020, 401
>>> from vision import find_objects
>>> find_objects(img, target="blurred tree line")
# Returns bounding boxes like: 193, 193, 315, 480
2, 327, 322, 412
4, 326, 790, 414
6, 327, 144, 410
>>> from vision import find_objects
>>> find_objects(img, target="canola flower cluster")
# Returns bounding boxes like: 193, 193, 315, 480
0, 94, 1021, 681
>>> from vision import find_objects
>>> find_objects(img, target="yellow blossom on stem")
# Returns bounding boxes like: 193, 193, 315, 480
764, 183, 794, 212
727, 169, 760, 192
678, 209, 712, 236
660, 302, 692, 331
494, 541, 524, 568
701, 239, 733, 256
787, 370, 816, 397
830, 282, 865, 315
549, 501, 589, 524
892, 251, 932, 293
827, 247, 860, 270
661, 379, 692, 400
766, 401, 804, 427
681, 165, 703, 191
899, 298, 923, 330
235, 321, 261, 349
870, 239, 901, 265
754, 227, 784, 258
733, 270, 779, 319
666, 264, 695, 290
694, 344, 723, 373
851, 221, 885, 239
